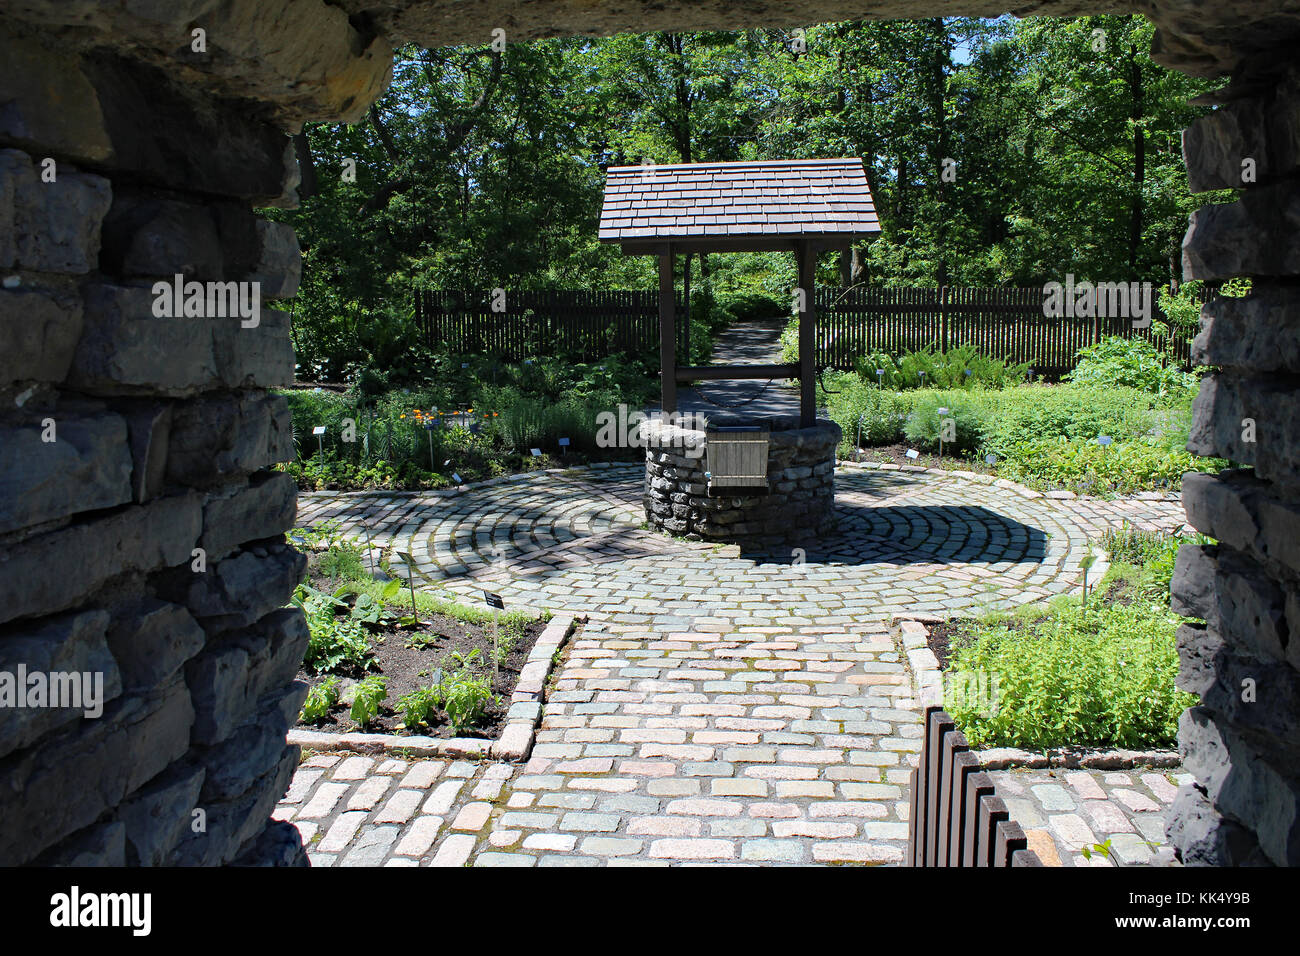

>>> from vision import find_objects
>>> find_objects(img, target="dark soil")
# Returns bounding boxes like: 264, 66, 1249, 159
926, 615, 1032, 670
294, 570, 547, 738
848, 442, 998, 475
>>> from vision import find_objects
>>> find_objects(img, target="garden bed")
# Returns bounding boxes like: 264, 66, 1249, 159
294, 609, 547, 738
287, 526, 561, 747
905, 526, 1197, 755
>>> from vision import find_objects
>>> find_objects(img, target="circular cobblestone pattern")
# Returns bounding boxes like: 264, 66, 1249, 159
282, 463, 1185, 867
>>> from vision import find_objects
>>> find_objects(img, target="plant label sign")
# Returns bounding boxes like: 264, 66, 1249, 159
452, 472, 463, 484
558, 437, 570, 447
530, 448, 542, 457
905, 449, 920, 459
483, 590, 505, 610
312, 426, 326, 436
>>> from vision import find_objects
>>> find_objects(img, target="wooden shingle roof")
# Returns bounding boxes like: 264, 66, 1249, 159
599, 158, 880, 251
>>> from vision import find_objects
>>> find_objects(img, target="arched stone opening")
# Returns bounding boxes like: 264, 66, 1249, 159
0, 0, 1296, 866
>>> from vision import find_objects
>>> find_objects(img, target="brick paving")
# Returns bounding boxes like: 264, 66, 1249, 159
989, 767, 1193, 867
278, 464, 1187, 866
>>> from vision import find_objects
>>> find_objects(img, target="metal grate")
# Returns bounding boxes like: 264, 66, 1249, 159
705, 426, 770, 494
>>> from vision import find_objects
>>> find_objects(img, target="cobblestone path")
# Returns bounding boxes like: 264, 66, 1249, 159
279, 464, 1186, 866
989, 767, 1193, 867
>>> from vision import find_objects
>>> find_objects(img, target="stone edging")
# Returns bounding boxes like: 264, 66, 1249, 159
288, 613, 580, 762
894, 616, 1180, 771
836, 458, 1182, 503
298, 457, 1181, 505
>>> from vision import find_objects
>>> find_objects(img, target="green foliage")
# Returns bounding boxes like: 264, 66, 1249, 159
293, 583, 374, 674
903, 392, 991, 455
993, 437, 1202, 495
300, 676, 342, 723
1099, 525, 1214, 602
349, 675, 388, 728
947, 600, 1195, 750
855, 345, 1028, 391
1066, 336, 1199, 395
440, 668, 497, 734
318, 541, 367, 583
397, 683, 443, 730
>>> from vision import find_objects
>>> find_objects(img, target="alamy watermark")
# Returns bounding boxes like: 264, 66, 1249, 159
0, 665, 105, 718
1042, 274, 1152, 329
595, 405, 706, 458
151, 273, 261, 327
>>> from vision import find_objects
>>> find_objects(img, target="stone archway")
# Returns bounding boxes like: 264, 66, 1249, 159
0, 0, 1295, 866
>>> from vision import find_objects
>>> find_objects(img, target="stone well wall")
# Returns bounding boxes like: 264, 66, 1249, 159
641, 417, 841, 545
0, 19, 316, 866
1166, 61, 1300, 867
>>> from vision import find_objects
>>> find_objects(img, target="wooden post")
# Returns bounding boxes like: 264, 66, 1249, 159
797, 241, 816, 427
658, 244, 677, 414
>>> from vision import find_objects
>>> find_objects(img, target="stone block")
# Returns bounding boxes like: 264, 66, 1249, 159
3, 148, 111, 274
0, 30, 112, 165
99, 194, 224, 279
0, 412, 133, 536
122, 401, 173, 504
0, 675, 193, 865
198, 680, 307, 803
199, 471, 297, 561
1176, 623, 1223, 695
0, 609, 120, 761
185, 606, 308, 745
32, 822, 127, 867
164, 542, 305, 633
1183, 182, 1300, 280
1193, 286, 1300, 375
1167, 783, 1264, 866
117, 761, 206, 867
106, 599, 206, 692
168, 745, 298, 866
166, 392, 294, 488
1180, 470, 1260, 551
1187, 374, 1300, 495
0, 491, 202, 627
0, 281, 84, 385
246, 220, 301, 298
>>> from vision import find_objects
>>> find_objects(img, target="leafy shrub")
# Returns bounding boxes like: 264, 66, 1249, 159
300, 676, 341, 723
440, 668, 496, 733
855, 345, 1028, 391
293, 583, 374, 674
822, 373, 914, 449
980, 385, 1160, 456
317, 541, 367, 583
993, 437, 1203, 494
349, 674, 388, 728
397, 683, 443, 730
947, 601, 1195, 750
903, 392, 990, 455
1066, 336, 1198, 396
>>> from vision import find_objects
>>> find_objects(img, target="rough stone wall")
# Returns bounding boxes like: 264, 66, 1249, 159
642, 418, 840, 545
1167, 62, 1300, 867
0, 19, 310, 866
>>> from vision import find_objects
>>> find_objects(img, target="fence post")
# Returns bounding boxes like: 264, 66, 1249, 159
940, 284, 949, 353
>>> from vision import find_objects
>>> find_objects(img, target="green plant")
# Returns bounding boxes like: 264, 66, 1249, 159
904, 392, 990, 455
439, 668, 497, 733
1066, 336, 1198, 396
349, 674, 388, 728
293, 583, 374, 673
300, 676, 342, 723
318, 541, 367, 583
397, 682, 444, 730
946, 599, 1195, 750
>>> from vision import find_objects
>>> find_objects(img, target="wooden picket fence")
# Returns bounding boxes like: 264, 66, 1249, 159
908, 706, 1043, 867
414, 289, 685, 360
816, 286, 1194, 379
413, 285, 1193, 377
